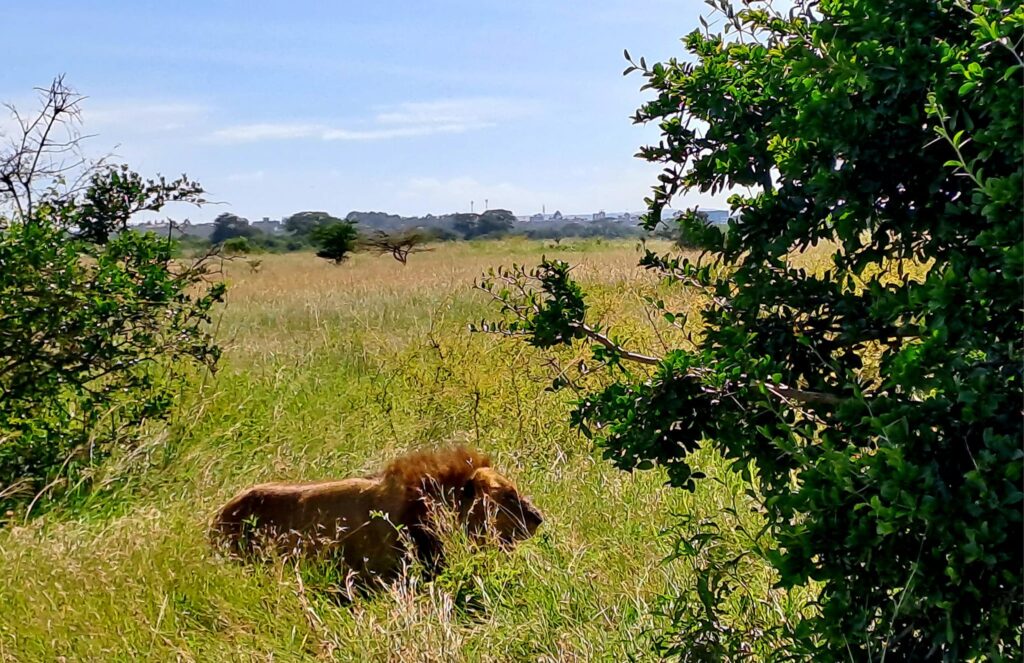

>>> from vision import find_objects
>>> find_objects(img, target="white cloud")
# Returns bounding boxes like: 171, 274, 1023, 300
205, 97, 536, 145
374, 98, 534, 125
322, 122, 487, 141
208, 123, 323, 143
209, 122, 475, 143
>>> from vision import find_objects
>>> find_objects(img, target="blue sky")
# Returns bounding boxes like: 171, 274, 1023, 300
4, 1, 729, 221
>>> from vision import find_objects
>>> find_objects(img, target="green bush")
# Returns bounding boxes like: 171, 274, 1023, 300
479, 1, 1023, 659
221, 236, 254, 255
0, 82, 224, 513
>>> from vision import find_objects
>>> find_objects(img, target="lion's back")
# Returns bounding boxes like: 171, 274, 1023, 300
211, 477, 407, 571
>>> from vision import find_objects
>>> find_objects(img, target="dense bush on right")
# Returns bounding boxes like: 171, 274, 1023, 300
479, 0, 1023, 659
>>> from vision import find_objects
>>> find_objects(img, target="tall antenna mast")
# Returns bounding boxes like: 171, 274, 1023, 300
470, 200, 474, 213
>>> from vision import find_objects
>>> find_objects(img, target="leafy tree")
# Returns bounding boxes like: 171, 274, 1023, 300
478, 209, 516, 237
560, 221, 584, 237
361, 229, 432, 264
311, 221, 359, 264
0, 79, 224, 512
210, 212, 255, 244
478, 1, 1022, 659
451, 213, 480, 239
453, 209, 516, 239
283, 210, 344, 237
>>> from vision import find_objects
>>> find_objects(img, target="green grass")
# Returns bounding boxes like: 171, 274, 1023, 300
0, 239, 781, 662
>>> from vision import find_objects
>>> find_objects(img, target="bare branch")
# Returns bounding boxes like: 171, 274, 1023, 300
476, 262, 848, 409
765, 383, 844, 407
575, 323, 662, 365
576, 321, 843, 406
0, 76, 88, 222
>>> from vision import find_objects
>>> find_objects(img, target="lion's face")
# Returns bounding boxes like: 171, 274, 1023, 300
463, 467, 543, 545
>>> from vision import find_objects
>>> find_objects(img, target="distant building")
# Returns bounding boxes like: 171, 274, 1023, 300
592, 210, 606, 221
530, 213, 545, 223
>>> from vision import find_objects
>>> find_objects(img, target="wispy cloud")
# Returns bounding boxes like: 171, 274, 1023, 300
210, 123, 322, 143
205, 97, 536, 145
374, 98, 533, 126
0, 98, 208, 149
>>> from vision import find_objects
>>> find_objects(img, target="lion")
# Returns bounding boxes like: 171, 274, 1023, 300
210, 446, 543, 583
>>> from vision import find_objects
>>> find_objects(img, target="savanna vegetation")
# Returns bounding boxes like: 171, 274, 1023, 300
0, 240, 780, 661
1, 0, 1020, 660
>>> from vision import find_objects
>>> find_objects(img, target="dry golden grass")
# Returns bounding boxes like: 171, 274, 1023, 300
0, 238, 783, 662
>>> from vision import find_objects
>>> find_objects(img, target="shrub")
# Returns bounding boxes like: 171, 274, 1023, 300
221, 236, 253, 255
478, 1, 1022, 659
0, 80, 225, 513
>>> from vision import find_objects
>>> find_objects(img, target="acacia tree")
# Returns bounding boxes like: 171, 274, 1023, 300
361, 229, 432, 265
478, 1, 1022, 659
311, 221, 359, 264
0, 79, 225, 513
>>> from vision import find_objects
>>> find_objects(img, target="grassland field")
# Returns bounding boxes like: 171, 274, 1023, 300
0, 238, 785, 662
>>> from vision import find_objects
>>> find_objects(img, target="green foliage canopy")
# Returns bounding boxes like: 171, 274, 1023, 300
221, 236, 253, 255
209, 212, 256, 244
453, 209, 516, 239
311, 221, 360, 264
361, 228, 433, 264
479, 0, 1023, 659
283, 210, 345, 237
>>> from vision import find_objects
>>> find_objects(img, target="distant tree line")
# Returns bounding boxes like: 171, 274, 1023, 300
168, 206, 680, 260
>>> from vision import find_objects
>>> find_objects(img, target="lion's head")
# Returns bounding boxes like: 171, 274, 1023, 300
460, 466, 543, 545
383, 446, 543, 559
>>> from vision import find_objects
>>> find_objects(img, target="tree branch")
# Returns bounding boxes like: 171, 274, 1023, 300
573, 321, 844, 407
575, 323, 662, 365
476, 263, 846, 408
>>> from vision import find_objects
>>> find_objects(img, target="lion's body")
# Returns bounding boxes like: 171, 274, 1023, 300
213, 476, 411, 577
211, 447, 541, 582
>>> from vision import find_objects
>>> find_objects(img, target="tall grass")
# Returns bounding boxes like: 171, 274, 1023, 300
0, 239, 779, 662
